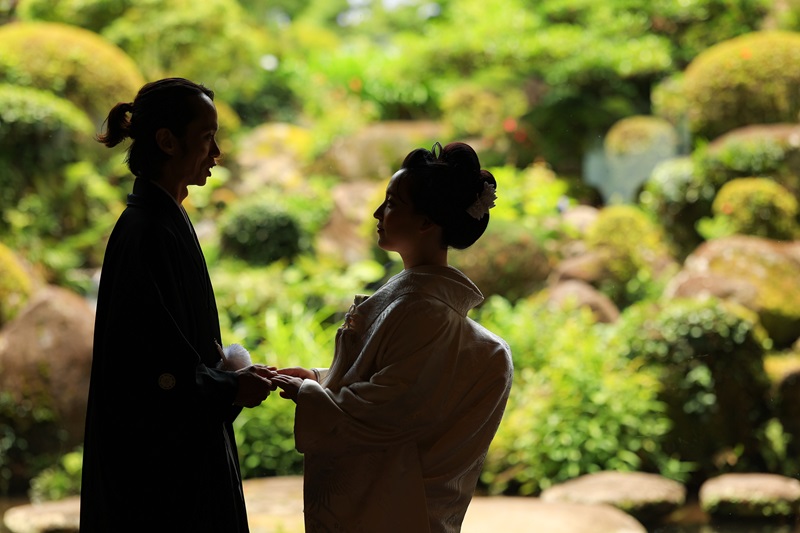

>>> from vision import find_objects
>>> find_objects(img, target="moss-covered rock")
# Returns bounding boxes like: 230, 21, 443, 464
0, 286, 94, 494
700, 473, 800, 519
0, 21, 144, 127
683, 31, 800, 140
672, 236, 800, 348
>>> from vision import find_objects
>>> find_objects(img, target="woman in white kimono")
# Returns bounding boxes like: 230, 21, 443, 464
272, 141, 513, 533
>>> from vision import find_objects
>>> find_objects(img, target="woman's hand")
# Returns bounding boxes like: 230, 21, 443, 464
271, 374, 304, 402
278, 367, 316, 381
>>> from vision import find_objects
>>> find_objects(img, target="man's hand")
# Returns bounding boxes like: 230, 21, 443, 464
234, 364, 278, 408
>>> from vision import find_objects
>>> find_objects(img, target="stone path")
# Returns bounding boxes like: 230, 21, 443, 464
4, 476, 648, 533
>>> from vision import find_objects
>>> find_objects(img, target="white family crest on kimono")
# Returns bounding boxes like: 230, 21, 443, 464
295, 265, 513, 533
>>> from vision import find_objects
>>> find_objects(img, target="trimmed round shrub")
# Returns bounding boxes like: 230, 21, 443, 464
0, 84, 94, 214
219, 198, 305, 265
16, 0, 129, 33
683, 31, 800, 140
0, 21, 144, 127
613, 297, 773, 486
698, 177, 799, 241
584, 205, 678, 308
449, 219, 551, 302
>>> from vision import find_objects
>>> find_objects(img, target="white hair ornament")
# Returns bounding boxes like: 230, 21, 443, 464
466, 181, 497, 219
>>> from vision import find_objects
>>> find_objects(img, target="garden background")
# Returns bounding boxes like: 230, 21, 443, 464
1, 0, 800, 513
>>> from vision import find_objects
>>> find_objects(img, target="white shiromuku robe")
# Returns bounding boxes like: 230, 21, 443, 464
294, 265, 514, 533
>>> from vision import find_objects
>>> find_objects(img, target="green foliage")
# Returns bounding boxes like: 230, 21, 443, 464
474, 296, 688, 495
683, 31, 800, 140
212, 255, 384, 340
613, 298, 773, 483
218, 198, 306, 266
440, 84, 530, 165
487, 161, 573, 246
232, 304, 343, 479
0, 391, 63, 495
584, 205, 677, 308
104, 0, 291, 125
695, 126, 800, 198
3, 161, 124, 290
28, 447, 82, 502
0, 84, 94, 214
698, 177, 799, 241
648, 0, 770, 66
639, 157, 709, 261
450, 219, 551, 302
0, 243, 33, 327
0, 21, 145, 127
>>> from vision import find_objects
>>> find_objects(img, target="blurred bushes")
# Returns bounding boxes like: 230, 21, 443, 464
0, 84, 94, 215
614, 297, 773, 485
476, 297, 687, 495
698, 178, 799, 241
449, 220, 551, 302
584, 205, 677, 308
219, 197, 306, 266
639, 157, 708, 261
698, 125, 800, 198
683, 31, 800, 140
0, 21, 145, 127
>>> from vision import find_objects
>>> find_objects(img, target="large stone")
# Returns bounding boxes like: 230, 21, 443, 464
316, 180, 385, 264
0, 285, 94, 489
315, 120, 445, 181
540, 471, 686, 524
665, 235, 800, 348
699, 473, 800, 519
545, 280, 620, 323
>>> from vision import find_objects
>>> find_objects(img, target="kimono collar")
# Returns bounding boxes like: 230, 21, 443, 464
128, 178, 180, 211
356, 265, 484, 325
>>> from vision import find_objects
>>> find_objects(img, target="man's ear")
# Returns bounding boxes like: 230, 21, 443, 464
155, 127, 179, 155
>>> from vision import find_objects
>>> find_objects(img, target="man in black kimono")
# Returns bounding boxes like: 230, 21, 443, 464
80, 78, 275, 532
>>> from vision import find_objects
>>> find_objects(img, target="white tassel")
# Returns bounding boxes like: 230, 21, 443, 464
221, 343, 252, 370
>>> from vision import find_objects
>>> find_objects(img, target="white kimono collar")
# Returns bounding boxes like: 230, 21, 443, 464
354, 265, 484, 331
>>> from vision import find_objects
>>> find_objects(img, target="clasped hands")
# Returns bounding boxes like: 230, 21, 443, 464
216, 342, 316, 407
235, 366, 315, 406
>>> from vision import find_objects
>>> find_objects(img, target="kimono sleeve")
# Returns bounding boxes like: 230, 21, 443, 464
294, 297, 462, 454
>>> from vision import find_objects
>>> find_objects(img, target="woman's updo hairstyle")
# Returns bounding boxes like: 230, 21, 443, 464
400, 141, 497, 249
96, 77, 214, 179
